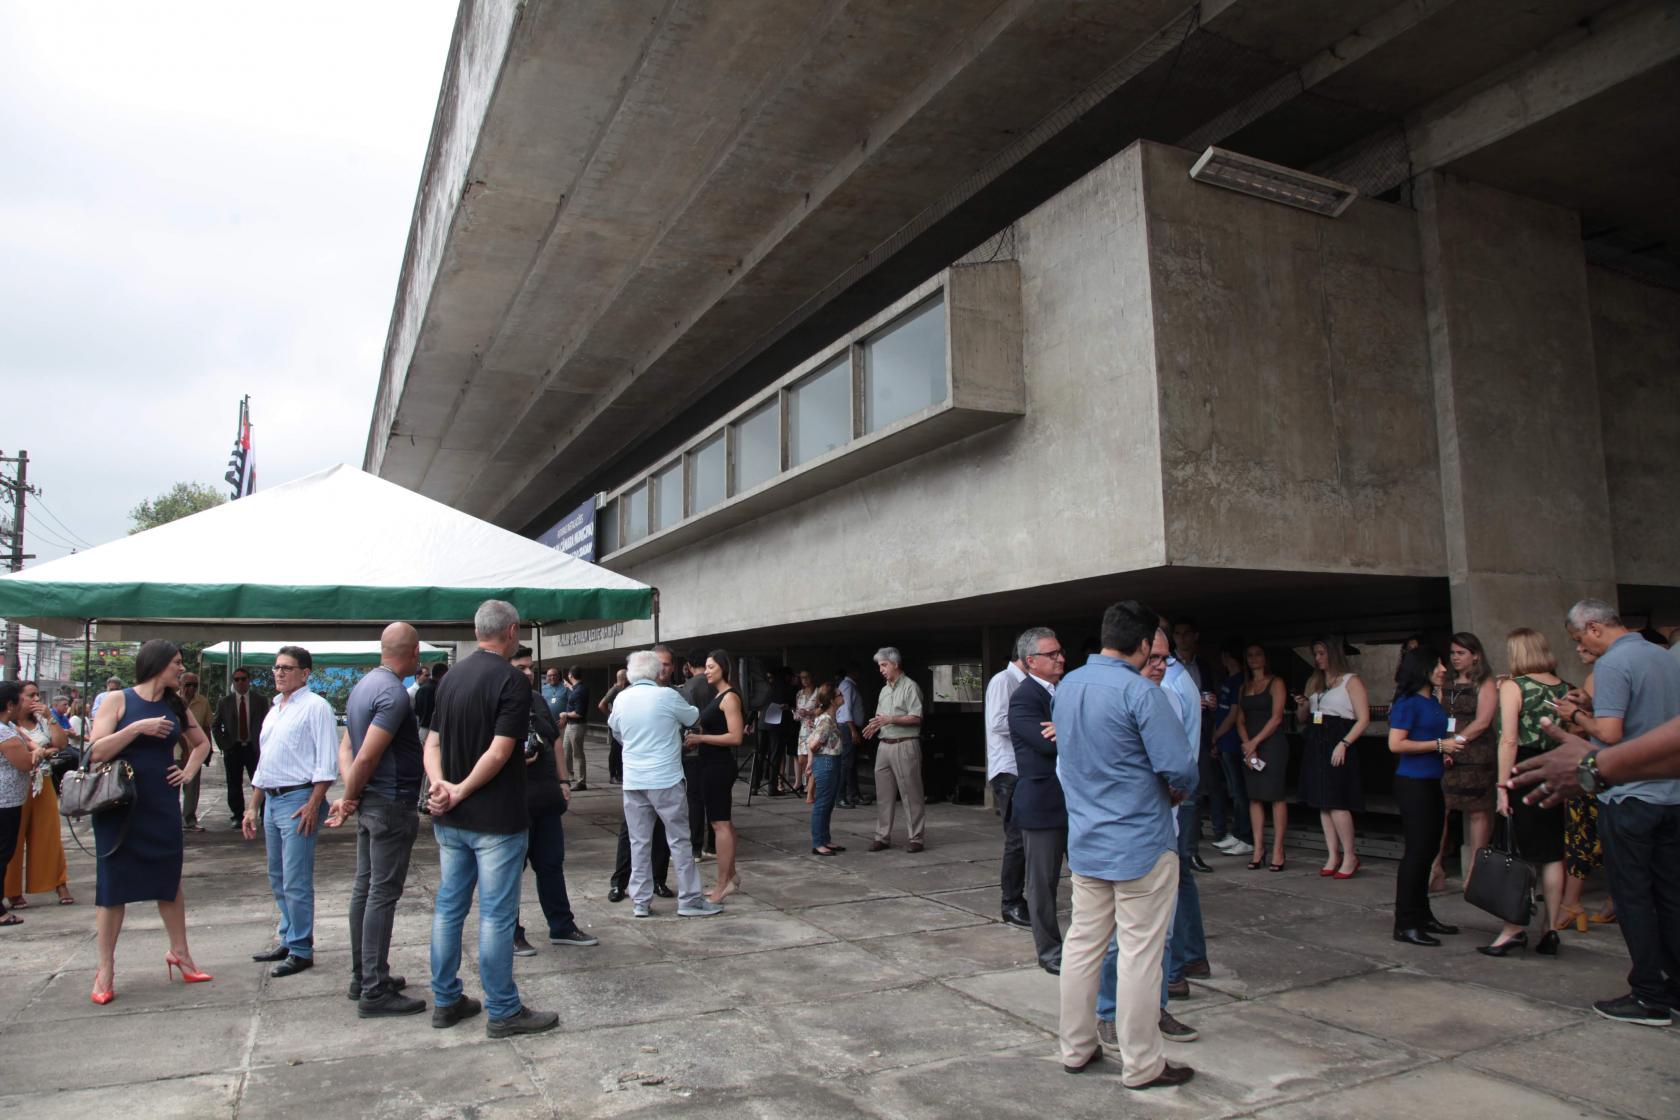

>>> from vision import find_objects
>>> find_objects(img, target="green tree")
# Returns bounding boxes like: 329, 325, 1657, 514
129, 481, 225, 534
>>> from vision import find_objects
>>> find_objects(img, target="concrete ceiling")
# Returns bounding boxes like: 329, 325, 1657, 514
370, 0, 1663, 535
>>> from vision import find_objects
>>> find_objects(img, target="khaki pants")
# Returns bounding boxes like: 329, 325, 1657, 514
1059, 850, 1177, 1085
563, 723, 588, 785
873, 738, 926, 845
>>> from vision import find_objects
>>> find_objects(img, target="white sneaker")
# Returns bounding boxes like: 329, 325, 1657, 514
1223, 839, 1254, 856
1211, 834, 1238, 851
678, 898, 724, 918
632, 901, 651, 918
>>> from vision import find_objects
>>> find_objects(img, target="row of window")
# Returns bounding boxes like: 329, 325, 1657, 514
598, 292, 949, 555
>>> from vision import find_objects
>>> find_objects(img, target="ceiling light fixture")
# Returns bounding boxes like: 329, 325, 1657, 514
1189, 147, 1357, 217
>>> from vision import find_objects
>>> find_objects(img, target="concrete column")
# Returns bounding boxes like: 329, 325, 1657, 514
1416, 172, 1616, 668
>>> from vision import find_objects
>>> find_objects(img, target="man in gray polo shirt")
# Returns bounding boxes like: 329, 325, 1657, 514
865, 646, 926, 853
1557, 599, 1680, 1027
328, 622, 427, 1017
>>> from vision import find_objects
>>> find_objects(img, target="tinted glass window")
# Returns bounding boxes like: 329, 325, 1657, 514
690, 433, 725, 514
598, 499, 620, 554
653, 461, 683, 530
788, 356, 851, 466
864, 294, 946, 433
731, 401, 779, 495
624, 483, 649, 544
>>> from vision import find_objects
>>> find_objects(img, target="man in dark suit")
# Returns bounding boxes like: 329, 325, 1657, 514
1008, 627, 1069, 974
1171, 617, 1222, 873
212, 667, 271, 825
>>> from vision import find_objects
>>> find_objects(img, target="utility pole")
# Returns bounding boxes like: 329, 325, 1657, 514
0, 449, 38, 681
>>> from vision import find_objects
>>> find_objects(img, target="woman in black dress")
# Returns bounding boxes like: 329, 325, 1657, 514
1295, 638, 1370, 879
1238, 644, 1291, 871
683, 649, 746, 903
86, 640, 214, 1004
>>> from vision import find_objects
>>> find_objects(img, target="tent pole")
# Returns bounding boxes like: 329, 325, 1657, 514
81, 619, 92, 755
652, 587, 661, 645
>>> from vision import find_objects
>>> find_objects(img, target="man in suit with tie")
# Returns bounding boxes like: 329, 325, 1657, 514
1008, 627, 1069, 974
214, 667, 271, 826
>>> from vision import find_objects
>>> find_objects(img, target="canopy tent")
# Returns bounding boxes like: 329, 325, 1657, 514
201, 640, 452, 668
0, 464, 654, 641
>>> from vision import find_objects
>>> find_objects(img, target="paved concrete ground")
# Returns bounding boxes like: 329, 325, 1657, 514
2, 732, 1675, 1118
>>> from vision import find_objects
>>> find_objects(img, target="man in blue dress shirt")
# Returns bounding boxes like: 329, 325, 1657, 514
1055, 601, 1197, 1090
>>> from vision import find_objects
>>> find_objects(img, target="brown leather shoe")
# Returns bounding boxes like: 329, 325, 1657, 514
868, 840, 890, 852
1128, 1062, 1194, 1090
908, 841, 924, 853
1062, 1047, 1103, 1074
1182, 958, 1210, 979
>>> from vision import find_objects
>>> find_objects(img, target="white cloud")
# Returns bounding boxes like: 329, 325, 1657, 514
0, 0, 458, 560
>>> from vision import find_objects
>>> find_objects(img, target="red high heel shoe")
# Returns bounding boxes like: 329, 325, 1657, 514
165, 951, 213, 983
91, 972, 116, 1005
1333, 857, 1361, 880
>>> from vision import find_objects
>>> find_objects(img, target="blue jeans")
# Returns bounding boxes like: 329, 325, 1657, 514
810, 754, 841, 848
1217, 751, 1253, 842
263, 787, 319, 958
1168, 801, 1207, 980
1096, 926, 1175, 1018
431, 822, 528, 1021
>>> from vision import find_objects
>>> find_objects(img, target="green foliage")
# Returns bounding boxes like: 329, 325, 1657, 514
70, 643, 137, 692
129, 481, 225, 534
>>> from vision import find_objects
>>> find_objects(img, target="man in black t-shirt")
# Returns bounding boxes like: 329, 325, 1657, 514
424, 600, 558, 1039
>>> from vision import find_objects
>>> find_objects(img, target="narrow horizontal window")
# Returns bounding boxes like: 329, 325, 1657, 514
864, 294, 946, 433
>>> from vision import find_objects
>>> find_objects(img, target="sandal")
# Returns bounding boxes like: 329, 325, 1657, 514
1554, 905, 1587, 933
0, 912, 21, 926
1269, 860, 1286, 872
57, 891, 76, 905
1589, 908, 1618, 925
1247, 859, 1263, 870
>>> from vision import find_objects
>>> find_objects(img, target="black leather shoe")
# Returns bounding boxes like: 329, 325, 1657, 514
251, 944, 288, 962
1477, 932, 1529, 957
1063, 1047, 1103, 1074
1393, 928, 1442, 947
270, 955, 314, 977
1424, 919, 1459, 936
348, 974, 407, 1000
606, 885, 627, 903
1190, 855, 1213, 873
1167, 978, 1191, 1000
1128, 1061, 1195, 1090
1001, 907, 1031, 929
432, 995, 482, 1029
1041, 960, 1061, 975
1536, 930, 1560, 956
652, 882, 675, 899
1182, 958, 1211, 979
357, 989, 427, 1018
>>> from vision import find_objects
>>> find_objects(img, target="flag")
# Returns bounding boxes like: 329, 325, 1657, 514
224, 397, 256, 500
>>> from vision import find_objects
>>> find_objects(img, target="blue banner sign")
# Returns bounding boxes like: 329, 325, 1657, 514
538, 497, 597, 563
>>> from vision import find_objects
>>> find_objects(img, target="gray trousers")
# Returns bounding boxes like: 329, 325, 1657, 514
873, 738, 926, 844
563, 723, 588, 785
992, 775, 1024, 911
349, 792, 420, 998
624, 783, 704, 906
1022, 824, 1068, 967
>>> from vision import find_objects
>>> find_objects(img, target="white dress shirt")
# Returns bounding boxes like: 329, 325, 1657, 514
252, 686, 340, 789
984, 661, 1027, 780
838, 676, 863, 726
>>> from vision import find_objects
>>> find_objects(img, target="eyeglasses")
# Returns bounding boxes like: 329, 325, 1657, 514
272, 664, 303, 673
1028, 649, 1066, 660
1146, 654, 1169, 666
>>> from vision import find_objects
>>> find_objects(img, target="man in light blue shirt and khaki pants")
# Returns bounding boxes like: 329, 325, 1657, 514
1055, 601, 1198, 1091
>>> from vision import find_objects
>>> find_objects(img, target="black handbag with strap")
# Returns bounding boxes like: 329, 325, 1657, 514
1464, 815, 1536, 926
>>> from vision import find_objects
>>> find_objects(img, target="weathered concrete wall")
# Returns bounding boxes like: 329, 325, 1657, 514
1142, 142, 1445, 577
566, 144, 1167, 652
1589, 266, 1680, 590
1417, 172, 1617, 660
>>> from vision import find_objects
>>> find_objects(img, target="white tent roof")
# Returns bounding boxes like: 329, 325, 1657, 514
0, 464, 652, 640
201, 640, 452, 667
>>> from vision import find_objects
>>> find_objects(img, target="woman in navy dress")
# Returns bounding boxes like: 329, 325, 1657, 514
86, 639, 214, 1003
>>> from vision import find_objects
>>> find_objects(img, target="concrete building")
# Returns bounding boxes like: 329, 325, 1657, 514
367, 0, 1679, 789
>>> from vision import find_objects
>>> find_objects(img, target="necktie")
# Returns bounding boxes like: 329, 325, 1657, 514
238, 696, 249, 741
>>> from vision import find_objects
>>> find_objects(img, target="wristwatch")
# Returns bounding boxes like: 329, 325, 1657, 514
1577, 750, 1613, 796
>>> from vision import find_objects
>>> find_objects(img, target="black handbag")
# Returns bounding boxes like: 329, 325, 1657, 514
1464, 816, 1536, 926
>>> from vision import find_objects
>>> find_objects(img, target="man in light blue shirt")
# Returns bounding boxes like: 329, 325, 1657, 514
1161, 629, 1210, 999
608, 650, 720, 919
1054, 601, 1196, 1091
1557, 600, 1680, 1026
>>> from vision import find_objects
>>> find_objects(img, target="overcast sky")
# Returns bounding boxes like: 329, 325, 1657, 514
1, 2, 458, 563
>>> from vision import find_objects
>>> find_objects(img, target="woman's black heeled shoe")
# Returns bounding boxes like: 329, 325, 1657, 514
1477, 931, 1529, 957
1535, 930, 1560, 956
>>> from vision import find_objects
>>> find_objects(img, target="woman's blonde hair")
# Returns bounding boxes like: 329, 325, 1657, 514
1304, 637, 1351, 697
1506, 627, 1558, 676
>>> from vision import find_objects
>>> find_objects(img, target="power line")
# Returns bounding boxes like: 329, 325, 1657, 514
30, 494, 96, 549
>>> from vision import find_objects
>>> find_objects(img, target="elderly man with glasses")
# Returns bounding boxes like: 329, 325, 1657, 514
213, 666, 270, 826
243, 646, 338, 978
178, 673, 213, 832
